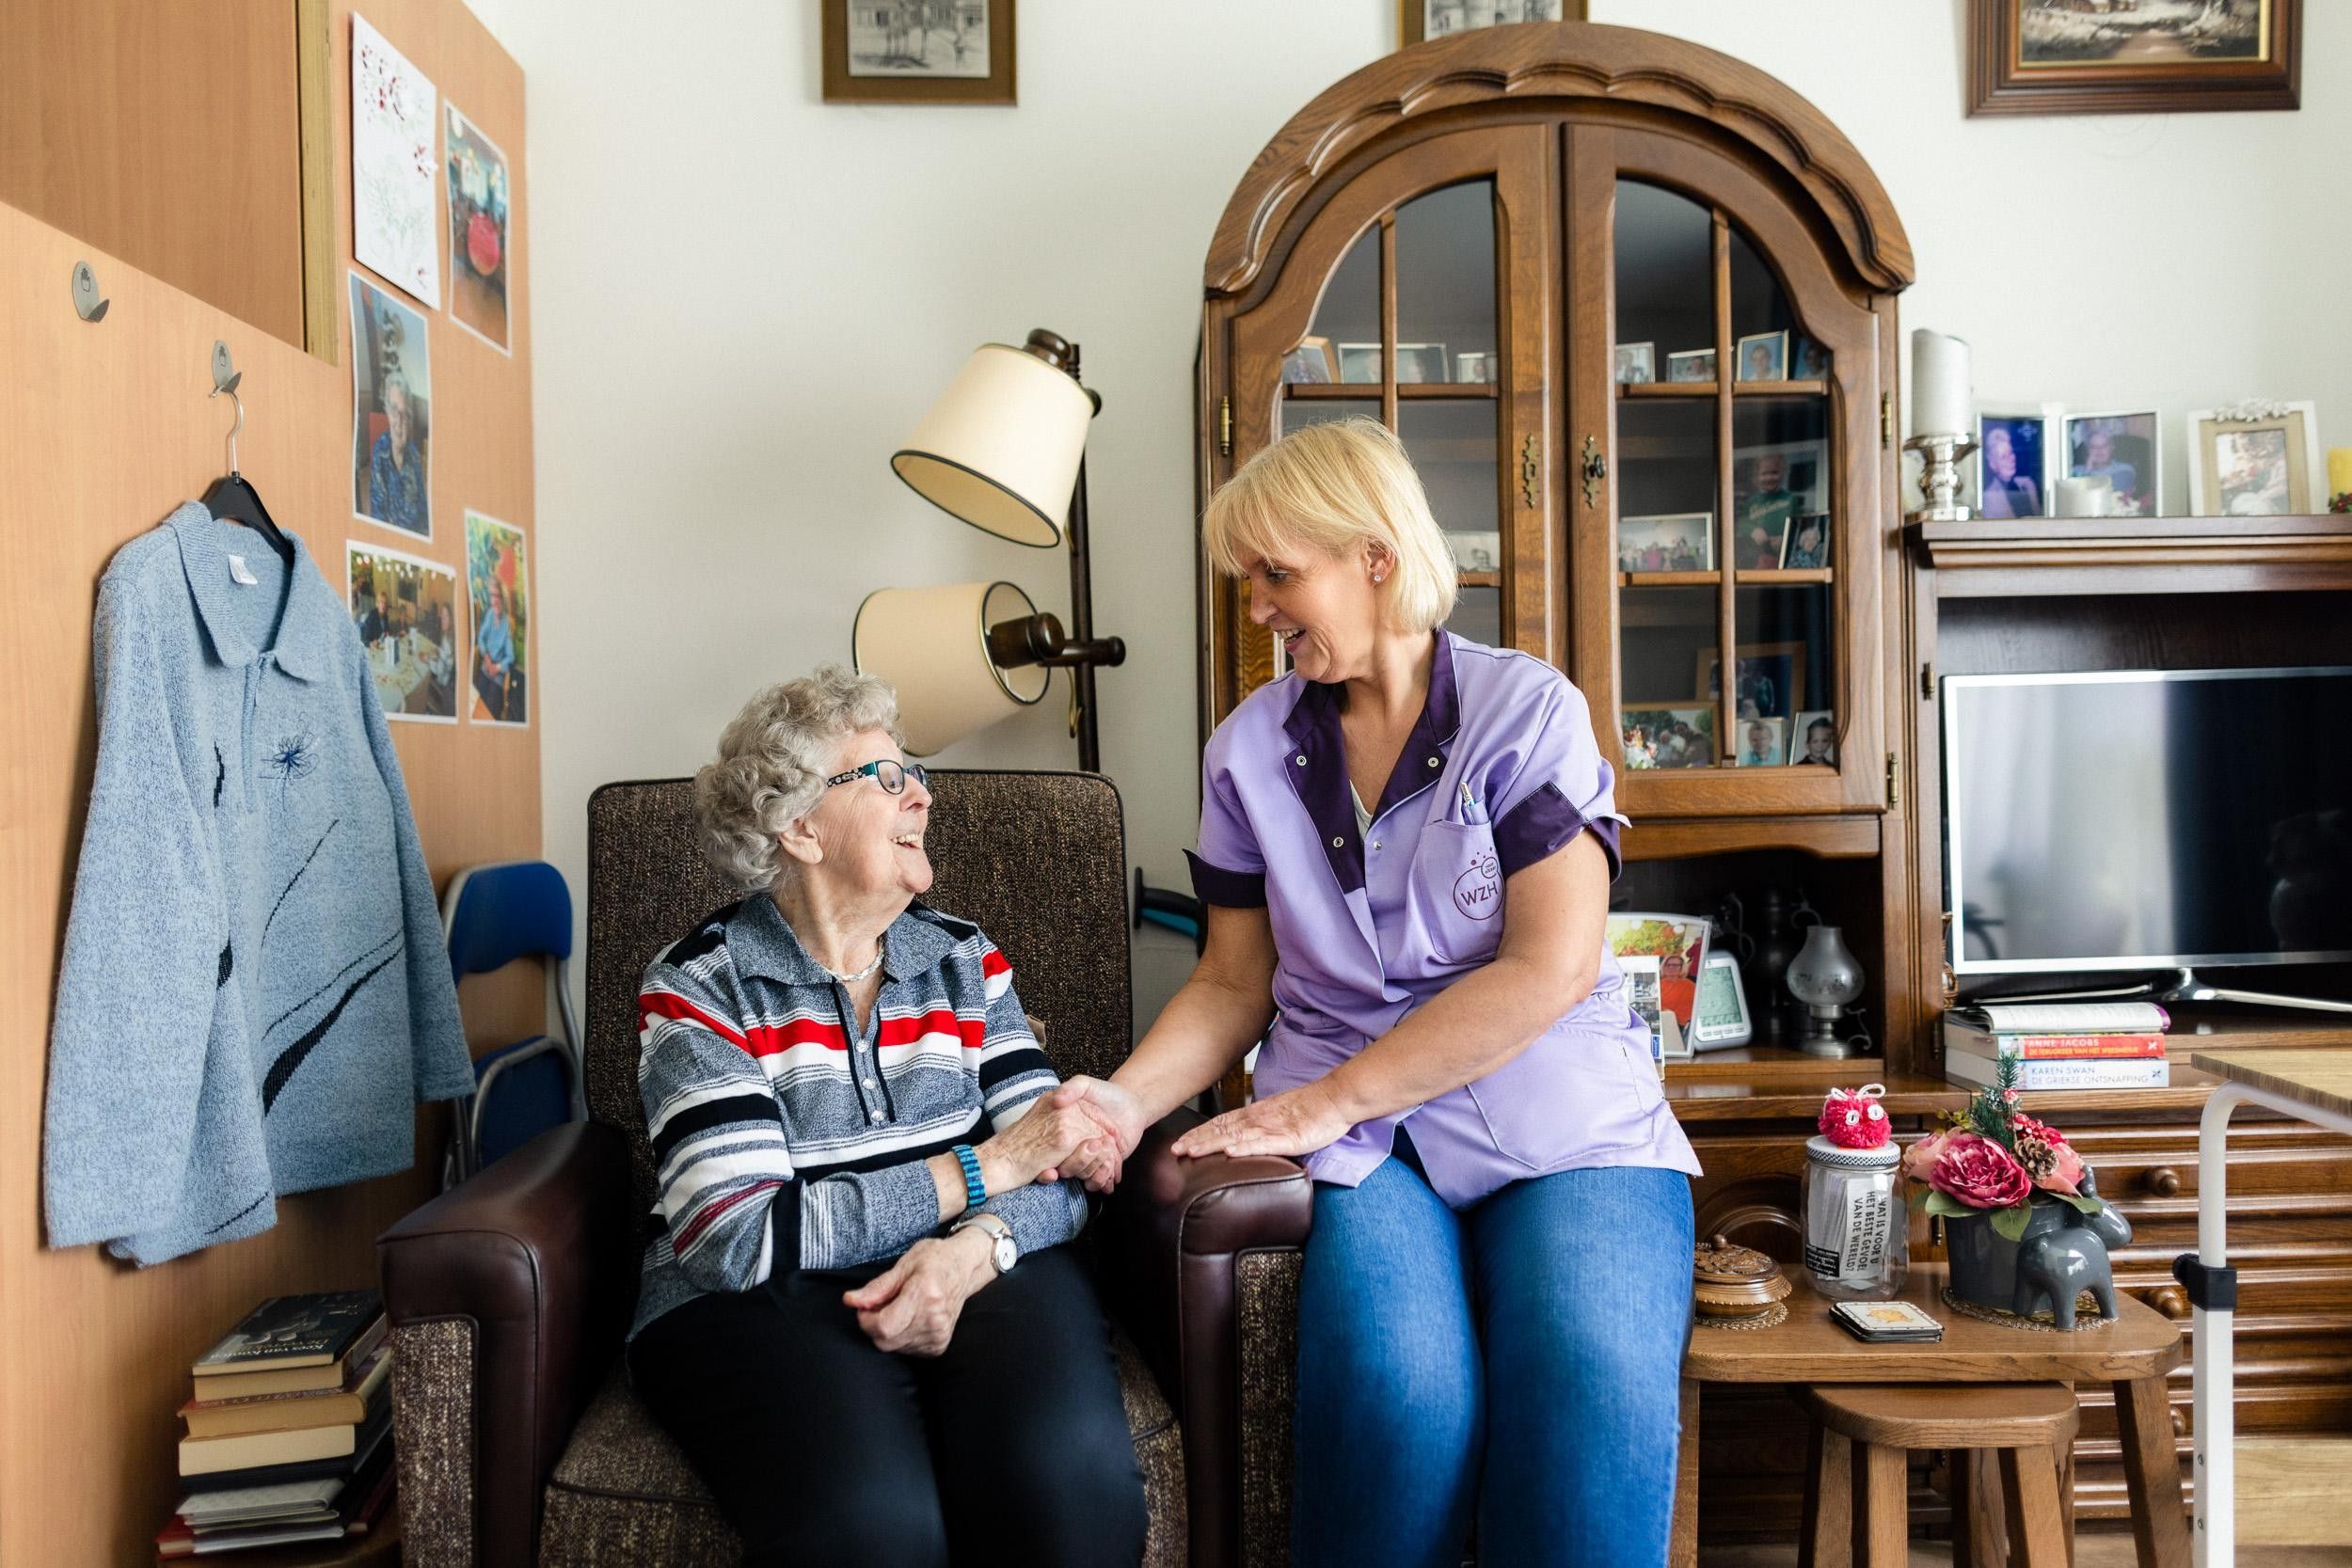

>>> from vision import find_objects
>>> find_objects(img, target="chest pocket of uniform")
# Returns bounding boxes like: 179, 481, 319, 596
1407, 819, 1504, 966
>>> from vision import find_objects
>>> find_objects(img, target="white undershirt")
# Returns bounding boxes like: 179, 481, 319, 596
1351, 784, 1372, 838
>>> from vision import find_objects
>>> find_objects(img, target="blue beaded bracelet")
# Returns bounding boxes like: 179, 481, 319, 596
951, 1143, 986, 1210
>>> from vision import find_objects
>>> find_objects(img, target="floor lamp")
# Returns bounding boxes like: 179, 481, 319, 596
853, 328, 1126, 770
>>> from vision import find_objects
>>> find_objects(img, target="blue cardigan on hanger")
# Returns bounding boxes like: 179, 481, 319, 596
43, 504, 475, 1265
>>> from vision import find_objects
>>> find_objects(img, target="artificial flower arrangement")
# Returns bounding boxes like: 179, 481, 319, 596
1900, 1053, 2106, 1242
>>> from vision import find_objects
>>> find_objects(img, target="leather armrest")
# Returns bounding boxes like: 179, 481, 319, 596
1099, 1107, 1311, 1568
376, 1118, 637, 1568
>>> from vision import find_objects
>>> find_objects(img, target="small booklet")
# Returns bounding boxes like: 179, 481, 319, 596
1830, 1299, 1944, 1343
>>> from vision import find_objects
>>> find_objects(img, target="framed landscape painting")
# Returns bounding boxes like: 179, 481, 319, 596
1968, 0, 2300, 117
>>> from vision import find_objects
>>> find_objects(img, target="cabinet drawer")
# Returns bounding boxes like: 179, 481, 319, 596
2072, 1118, 2352, 1210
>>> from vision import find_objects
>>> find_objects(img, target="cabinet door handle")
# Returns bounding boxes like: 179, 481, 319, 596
2145, 1166, 2182, 1197
2145, 1285, 2191, 1321
1581, 435, 1606, 510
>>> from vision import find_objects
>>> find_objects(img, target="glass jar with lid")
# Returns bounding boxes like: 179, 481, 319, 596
1802, 1133, 1907, 1300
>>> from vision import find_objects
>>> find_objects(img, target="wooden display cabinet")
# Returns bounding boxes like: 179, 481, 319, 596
1194, 22, 1925, 1070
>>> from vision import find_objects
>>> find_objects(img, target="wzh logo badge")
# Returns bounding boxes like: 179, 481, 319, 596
1453, 848, 1502, 920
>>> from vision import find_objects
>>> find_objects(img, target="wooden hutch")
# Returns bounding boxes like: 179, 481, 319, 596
1193, 21, 2352, 1546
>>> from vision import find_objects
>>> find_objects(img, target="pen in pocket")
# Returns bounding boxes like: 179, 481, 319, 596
1458, 781, 1487, 826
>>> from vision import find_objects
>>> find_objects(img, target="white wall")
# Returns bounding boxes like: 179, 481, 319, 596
461, 0, 2345, 1018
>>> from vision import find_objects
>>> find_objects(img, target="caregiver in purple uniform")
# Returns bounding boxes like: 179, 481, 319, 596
1056, 420, 1700, 1568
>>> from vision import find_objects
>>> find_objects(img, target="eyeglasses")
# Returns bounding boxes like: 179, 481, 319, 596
823, 758, 930, 796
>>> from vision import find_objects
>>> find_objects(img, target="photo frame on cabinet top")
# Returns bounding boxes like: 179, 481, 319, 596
1401, 0, 1586, 48
1968, 0, 2301, 117
822, 0, 1016, 104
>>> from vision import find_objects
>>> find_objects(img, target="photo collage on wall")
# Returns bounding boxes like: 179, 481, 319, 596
348, 13, 532, 730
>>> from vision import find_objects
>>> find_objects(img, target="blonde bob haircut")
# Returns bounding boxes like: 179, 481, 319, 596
1201, 418, 1458, 635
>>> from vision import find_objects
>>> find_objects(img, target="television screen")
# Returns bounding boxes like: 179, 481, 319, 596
1944, 667, 2352, 974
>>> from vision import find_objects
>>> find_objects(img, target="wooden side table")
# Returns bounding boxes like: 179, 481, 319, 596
2185, 1047, 2352, 1568
1677, 1262, 2186, 1568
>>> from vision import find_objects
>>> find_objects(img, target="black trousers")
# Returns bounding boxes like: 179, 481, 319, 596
628, 1246, 1147, 1568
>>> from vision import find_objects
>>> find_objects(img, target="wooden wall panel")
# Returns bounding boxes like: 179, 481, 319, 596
0, 3, 532, 1560
0, 0, 309, 348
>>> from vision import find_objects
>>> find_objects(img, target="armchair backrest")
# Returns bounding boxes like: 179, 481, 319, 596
584, 770, 1134, 1211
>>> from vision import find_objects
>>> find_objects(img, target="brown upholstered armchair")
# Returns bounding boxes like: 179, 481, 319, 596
378, 771, 1311, 1568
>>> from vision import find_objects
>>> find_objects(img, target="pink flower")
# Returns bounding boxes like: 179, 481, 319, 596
1927, 1131, 2032, 1210
1900, 1127, 1961, 1182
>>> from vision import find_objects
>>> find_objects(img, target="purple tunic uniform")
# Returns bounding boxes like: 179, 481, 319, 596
1186, 631, 1701, 1207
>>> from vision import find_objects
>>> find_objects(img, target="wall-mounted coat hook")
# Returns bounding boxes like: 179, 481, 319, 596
212, 341, 238, 394
71, 261, 108, 324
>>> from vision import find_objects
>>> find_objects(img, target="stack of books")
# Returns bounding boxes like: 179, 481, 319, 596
1944, 1001, 2171, 1091
155, 1291, 396, 1560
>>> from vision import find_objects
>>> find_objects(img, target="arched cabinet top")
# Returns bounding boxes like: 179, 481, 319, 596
1203, 23, 1915, 299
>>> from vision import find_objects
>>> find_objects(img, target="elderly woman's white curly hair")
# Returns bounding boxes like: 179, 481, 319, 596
694, 666, 905, 891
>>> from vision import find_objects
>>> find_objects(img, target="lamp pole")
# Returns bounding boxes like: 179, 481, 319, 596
1018, 328, 1123, 773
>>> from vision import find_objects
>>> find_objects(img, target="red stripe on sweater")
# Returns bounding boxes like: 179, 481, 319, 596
673, 1178, 783, 1254
980, 947, 1010, 979
641, 991, 851, 1055
876, 1008, 987, 1051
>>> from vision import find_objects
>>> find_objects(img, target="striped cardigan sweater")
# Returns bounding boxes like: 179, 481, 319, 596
630, 893, 1087, 1338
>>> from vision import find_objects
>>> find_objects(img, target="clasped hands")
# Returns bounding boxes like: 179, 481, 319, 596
843, 1077, 1351, 1354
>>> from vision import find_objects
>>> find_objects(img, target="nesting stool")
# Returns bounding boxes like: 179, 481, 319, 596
1797, 1383, 2078, 1568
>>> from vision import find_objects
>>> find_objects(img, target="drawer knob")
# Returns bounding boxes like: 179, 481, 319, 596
2172, 1407, 2188, 1437
2146, 1285, 2191, 1320
2145, 1166, 2182, 1197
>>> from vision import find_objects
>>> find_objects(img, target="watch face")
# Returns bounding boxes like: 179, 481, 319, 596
993, 1233, 1019, 1273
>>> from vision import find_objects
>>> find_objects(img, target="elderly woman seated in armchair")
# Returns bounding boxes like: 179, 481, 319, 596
626, 666, 1147, 1568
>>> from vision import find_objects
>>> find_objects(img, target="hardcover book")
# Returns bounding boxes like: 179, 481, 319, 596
191, 1291, 383, 1377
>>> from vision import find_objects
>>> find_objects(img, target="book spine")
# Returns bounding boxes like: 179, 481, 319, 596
1953, 1031, 2169, 1059
1953, 1055, 2170, 1089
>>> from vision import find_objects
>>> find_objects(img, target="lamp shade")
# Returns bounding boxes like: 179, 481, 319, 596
852, 580, 1050, 756
891, 343, 1092, 548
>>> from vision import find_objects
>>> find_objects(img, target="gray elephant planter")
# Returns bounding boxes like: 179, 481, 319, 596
1945, 1167, 2134, 1329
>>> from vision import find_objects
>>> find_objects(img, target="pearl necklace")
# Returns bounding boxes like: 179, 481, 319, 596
821, 947, 885, 986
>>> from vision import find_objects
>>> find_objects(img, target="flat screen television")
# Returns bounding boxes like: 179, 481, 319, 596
1943, 667, 2352, 975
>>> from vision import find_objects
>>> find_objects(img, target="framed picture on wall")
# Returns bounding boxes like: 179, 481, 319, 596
2185, 402, 2324, 517
1402, 0, 1585, 47
1968, 0, 2302, 118
822, 0, 1016, 104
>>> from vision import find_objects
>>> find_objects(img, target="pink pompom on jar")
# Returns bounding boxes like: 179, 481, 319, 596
1816, 1083, 1892, 1149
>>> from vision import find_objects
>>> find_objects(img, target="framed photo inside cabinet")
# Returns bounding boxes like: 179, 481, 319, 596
823, 1, 1016, 105
1969, 0, 2301, 118
1402, 0, 1585, 47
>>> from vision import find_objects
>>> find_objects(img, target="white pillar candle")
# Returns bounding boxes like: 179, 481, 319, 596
2056, 475, 2113, 517
1910, 329, 1972, 439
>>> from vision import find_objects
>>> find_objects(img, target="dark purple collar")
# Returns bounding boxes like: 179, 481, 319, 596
1281, 632, 1462, 894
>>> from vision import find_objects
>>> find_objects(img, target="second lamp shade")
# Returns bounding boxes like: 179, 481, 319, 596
852, 580, 1050, 756
891, 342, 1093, 548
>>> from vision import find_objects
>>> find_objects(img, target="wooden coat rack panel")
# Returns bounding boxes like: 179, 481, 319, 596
0, 3, 532, 1560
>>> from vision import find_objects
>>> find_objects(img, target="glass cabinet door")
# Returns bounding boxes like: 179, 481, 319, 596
1221, 124, 1552, 693
1583, 134, 1883, 816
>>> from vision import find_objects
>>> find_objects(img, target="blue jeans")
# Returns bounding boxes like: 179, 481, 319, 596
1291, 1140, 1694, 1568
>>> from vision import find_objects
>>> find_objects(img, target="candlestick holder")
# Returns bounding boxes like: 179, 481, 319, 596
1903, 433, 1978, 525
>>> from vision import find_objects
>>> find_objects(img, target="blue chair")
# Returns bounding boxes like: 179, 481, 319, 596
439, 860, 584, 1183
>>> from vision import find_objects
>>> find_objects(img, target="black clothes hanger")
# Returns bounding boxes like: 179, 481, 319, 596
201, 374, 296, 565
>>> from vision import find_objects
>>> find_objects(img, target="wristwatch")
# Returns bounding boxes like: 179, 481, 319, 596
954, 1211, 1018, 1275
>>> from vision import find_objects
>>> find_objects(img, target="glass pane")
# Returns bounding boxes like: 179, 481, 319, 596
1615, 402, 1718, 568
1730, 397, 1831, 571
1728, 227, 1820, 384
1449, 584, 1502, 646
1724, 584, 1836, 768
1613, 181, 1714, 386
1620, 587, 1718, 770
1279, 398, 1379, 437
1311, 227, 1381, 384
1396, 180, 1497, 385
1400, 401, 1497, 542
